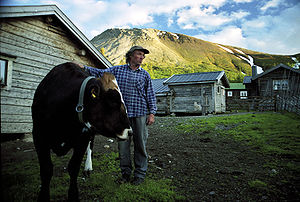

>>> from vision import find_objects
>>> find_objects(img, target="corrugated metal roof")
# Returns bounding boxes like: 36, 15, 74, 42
164, 71, 229, 87
252, 63, 300, 80
152, 78, 169, 94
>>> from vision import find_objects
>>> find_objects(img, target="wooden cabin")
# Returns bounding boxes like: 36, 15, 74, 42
250, 64, 300, 97
243, 64, 300, 113
244, 63, 300, 97
0, 5, 112, 134
163, 71, 230, 114
152, 78, 170, 115
225, 83, 249, 111
226, 83, 247, 99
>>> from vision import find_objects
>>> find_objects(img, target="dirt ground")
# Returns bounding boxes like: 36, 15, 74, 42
1, 115, 299, 201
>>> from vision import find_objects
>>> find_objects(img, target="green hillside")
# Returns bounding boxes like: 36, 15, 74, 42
91, 28, 300, 82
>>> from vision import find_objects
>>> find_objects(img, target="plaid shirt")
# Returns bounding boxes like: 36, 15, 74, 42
85, 64, 157, 118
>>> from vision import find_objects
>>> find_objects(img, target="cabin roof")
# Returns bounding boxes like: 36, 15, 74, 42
0, 5, 112, 68
252, 63, 300, 80
243, 76, 252, 84
152, 78, 170, 94
164, 71, 230, 88
227, 83, 245, 90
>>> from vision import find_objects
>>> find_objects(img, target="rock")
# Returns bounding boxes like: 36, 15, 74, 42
107, 139, 114, 143
209, 191, 216, 195
271, 169, 277, 174
199, 138, 212, 142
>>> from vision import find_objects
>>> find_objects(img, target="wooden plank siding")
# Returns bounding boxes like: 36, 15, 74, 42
256, 68, 300, 97
0, 15, 106, 134
169, 84, 214, 113
156, 95, 169, 115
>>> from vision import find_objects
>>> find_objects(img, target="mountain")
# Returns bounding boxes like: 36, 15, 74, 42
91, 28, 300, 81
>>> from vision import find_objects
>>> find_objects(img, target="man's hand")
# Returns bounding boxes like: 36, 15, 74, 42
72, 62, 85, 69
147, 114, 155, 126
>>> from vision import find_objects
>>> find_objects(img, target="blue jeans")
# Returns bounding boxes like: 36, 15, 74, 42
118, 116, 148, 179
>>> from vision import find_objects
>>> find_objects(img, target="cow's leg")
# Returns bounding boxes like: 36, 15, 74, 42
36, 147, 53, 202
67, 138, 89, 202
84, 136, 95, 177
84, 141, 93, 176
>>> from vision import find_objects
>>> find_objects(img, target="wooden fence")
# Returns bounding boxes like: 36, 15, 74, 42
276, 95, 300, 114
226, 96, 300, 114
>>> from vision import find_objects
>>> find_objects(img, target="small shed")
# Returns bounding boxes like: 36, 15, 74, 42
152, 78, 170, 115
163, 71, 230, 114
0, 5, 112, 134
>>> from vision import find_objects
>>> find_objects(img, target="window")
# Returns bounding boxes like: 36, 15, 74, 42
227, 91, 232, 97
0, 55, 15, 90
0, 59, 7, 86
240, 91, 247, 97
240, 91, 248, 99
273, 79, 289, 90
217, 86, 221, 94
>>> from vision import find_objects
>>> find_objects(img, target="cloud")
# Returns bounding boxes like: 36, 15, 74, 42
260, 0, 284, 12
80, 0, 230, 37
242, 2, 300, 54
176, 6, 249, 31
193, 2, 300, 55
233, 0, 253, 2
195, 26, 247, 47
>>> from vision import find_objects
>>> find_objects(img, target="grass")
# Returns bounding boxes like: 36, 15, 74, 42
177, 112, 300, 169
1, 151, 183, 201
2, 112, 299, 201
248, 179, 268, 190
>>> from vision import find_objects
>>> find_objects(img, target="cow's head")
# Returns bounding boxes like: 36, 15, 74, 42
84, 72, 131, 139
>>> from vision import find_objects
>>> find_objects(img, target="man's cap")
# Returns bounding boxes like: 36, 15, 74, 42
128, 46, 149, 54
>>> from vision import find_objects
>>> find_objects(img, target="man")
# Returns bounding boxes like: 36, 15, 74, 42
81, 46, 157, 185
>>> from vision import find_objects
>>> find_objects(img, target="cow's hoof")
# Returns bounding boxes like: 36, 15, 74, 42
83, 170, 92, 177
37, 190, 50, 202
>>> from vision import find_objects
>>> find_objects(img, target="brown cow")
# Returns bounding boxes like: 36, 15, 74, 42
32, 62, 131, 201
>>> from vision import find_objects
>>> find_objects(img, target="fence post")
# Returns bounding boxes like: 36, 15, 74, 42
274, 95, 277, 112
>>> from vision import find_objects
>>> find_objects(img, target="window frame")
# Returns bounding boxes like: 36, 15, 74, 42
273, 79, 289, 91
0, 59, 8, 86
0, 55, 15, 91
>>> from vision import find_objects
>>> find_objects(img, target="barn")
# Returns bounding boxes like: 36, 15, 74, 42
0, 5, 112, 134
163, 71, 230, 114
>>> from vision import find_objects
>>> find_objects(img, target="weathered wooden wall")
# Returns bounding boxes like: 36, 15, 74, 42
257, 68, 300, 97
214, 81, 226, 113
0, 16, 104, 134
156, 94, 169, 115
169, 84, 214, 114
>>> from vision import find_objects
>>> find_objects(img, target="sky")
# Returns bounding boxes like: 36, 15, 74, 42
1, 0, 300, 55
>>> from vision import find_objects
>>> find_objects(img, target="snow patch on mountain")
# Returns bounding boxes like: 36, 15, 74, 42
218, 44, 264, 74
217, 45, 234, 54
